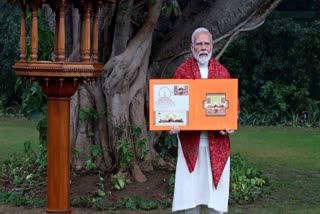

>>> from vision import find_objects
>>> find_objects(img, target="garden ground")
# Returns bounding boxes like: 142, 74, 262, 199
0, 169, 173, 214
1, 118, 320, 213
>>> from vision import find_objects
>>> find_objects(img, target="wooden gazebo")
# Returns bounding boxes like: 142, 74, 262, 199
11, 0, 109, 213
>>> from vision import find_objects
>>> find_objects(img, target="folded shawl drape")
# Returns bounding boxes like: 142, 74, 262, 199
173, 57, 232, 188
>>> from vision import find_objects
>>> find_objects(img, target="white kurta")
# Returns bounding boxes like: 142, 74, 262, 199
172, 133, 230, 212
172, 64, 230, 213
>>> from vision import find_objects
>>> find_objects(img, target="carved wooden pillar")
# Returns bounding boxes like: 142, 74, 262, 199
80, 3, 91, 62
30, 4, 38, 61
54, 12, 59, 61
56, 0, 66, 61
92, 2, 100, 63
13, 1, 106, 214
20, 3, 26, 61
43, 77, 79, 214
46, 97, 72, 214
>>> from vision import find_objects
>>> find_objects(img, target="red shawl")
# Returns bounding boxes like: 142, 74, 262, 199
173, 57, 231, 188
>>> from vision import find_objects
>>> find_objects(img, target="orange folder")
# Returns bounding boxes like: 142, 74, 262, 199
149, 79, 238, 131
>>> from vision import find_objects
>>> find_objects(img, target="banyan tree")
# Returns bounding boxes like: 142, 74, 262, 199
10, 0, 283, 190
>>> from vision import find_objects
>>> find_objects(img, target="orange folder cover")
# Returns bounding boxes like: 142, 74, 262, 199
149, 79, 238, 131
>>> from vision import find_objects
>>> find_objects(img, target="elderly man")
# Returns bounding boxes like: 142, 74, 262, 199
171, 27, 235, 214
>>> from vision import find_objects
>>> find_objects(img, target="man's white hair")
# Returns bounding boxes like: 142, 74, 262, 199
191, 27, 213, 43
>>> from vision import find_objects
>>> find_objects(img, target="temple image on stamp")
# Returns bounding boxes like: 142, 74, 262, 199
203, 93, 229, 116
153, 84, 189, 126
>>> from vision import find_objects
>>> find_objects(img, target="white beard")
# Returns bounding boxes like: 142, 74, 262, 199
192, 49, 212, 66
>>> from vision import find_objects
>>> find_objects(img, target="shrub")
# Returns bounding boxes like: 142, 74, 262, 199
229, 153, 271, 204
221, 18, 320, 127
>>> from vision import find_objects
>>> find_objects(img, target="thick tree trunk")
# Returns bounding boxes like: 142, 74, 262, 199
72, 86, 93, 171
102, 0, 163, 182
50, 0, 283, 182
150, 0, 282, 78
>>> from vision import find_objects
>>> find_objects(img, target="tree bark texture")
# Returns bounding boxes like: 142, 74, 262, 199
46, 0, 282, 181
150, 0, 282, 78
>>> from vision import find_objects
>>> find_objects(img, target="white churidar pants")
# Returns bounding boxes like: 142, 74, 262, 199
172, 133, 230, 213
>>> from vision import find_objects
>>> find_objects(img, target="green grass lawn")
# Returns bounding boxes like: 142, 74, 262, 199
229, 126, 320, 214
0, 117, 39, 161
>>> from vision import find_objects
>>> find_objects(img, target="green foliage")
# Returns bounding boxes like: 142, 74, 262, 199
301, 100, 320, 127
95, 174, 106, 197
259, 81, 308, 112
110, 175, 127, 190
0, 3, 53, 114
36, 10, 54, 61
71, 173, 109, 211
0, 189, 44, 207
84, 145, 103, 171
132, 127, 148, 160
71, 197, 92, 208
90, 144, 102, 157
18, 80, 47, 120
168, 174, 175, 194
91, 196, 108, 210
79, 107, 98, 138
0, 2, 21, 110
36, 113, 47, 148
119, 196, 159, 210
135, 138, 148, 160
79, 107, 98, 124
0, 141, 47, 207
229, 153, 271, 204
117, 140, 134, 170
162, 0, 181, 17
115, 127, 149, 170
156, 132, 178, 157
72, 195, 160, 211
221, 18, 320, 127
85, 159, 97, 170
73, 148, 82, 159
0, 100, 4, 115
161, 198, 172, 208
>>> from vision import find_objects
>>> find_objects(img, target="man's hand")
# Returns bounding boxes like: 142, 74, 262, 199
169, 126, 180, 134
219, 129, 235, 135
